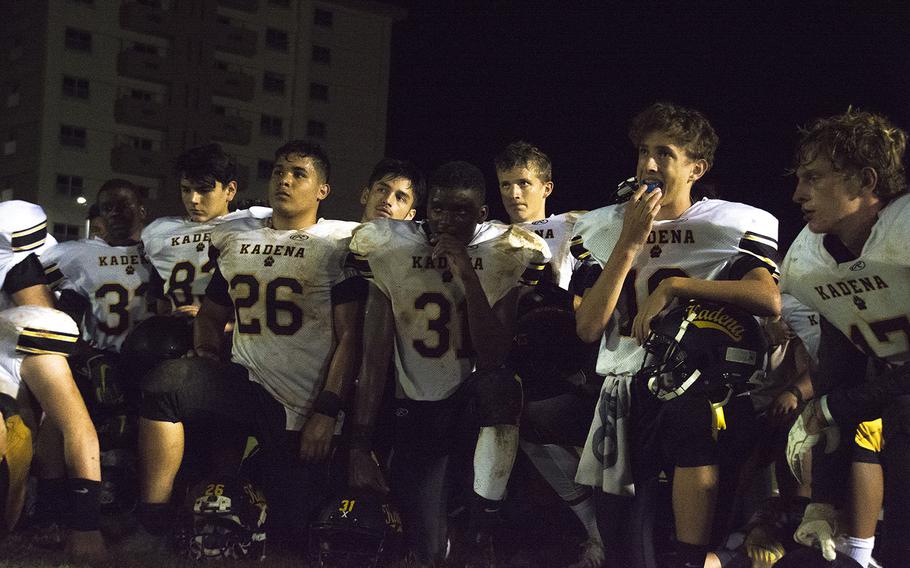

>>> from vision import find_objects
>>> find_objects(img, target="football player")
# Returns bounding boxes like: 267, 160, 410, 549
782, 108, 909, 567
495, 141, 605, 567
137, 141, 363, 538
142, 143, 270, 318
43, 178, 151, 352
346, 161, 549, 566
360, 157, 424, 222
0, 200, 106, 560
573, 102, 781, 568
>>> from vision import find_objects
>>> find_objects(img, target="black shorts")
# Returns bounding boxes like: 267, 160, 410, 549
521, 389, 597, 446
140, 358, 289, 455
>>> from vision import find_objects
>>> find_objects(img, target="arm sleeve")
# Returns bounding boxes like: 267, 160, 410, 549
147, 265, 165, 301
202, 246, 232, 307
331, 275, 368, 306
1, 254, 47, 295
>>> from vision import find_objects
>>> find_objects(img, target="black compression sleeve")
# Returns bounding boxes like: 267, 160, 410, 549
331, 276, 368, 305
2, 254, 46, 295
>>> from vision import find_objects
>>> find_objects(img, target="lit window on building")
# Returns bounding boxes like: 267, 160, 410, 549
60, 125, 87, 148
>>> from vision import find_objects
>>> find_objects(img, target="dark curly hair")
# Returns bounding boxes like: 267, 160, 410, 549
629, 102, 719, 170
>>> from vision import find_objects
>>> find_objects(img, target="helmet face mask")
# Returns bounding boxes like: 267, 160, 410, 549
636, 300, 767, 402
178, 477, 267, 561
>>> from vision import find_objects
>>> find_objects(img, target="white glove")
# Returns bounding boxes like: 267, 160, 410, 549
786, 402, 840, 485
794, 503, 841, 561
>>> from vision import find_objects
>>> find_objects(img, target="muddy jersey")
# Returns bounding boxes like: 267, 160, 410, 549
349, 219, 550, 401
517, 211, 585, 291
573, 198, 780, 376
781, 193, 910, 365
141, 207, 271, 310
208, 217, 358, 430
42, 238, 151, 352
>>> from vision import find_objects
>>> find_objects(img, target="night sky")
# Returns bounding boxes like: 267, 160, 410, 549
383, 2, 910, 249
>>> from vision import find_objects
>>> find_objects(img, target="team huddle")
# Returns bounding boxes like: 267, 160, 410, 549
0, 102, 908, 568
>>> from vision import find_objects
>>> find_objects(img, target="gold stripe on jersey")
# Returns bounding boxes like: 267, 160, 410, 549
345, 253, 372, 278
44, 264, 64, 289
520, 261, 547, 286
569, 235, 591, 261
16, 327, 79, 357
11, 221, 47, 252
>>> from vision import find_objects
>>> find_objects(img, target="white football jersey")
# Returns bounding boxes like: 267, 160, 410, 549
517, 211, 585, 291
0, 201, 57, 310
574, 198, 780, 376
781, 193, 910, 364
781, 292, 821, 363
349, 219, 550, 401
0, 306, 79, 398
42, 238, 151, 352
210, 217, 358, 430
141, 207, 271, 310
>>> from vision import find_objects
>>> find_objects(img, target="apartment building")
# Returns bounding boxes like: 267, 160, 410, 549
0, 0, 404, 240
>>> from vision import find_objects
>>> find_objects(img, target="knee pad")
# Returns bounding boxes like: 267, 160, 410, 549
470, 367, 522, 427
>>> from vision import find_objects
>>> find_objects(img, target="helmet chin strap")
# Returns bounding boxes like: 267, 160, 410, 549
650, 369, 701, 401
648, 309, 700, 400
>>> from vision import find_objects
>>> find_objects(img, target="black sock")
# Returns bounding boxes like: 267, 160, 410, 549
62, 478, 101, 532
674, 541, 710, 568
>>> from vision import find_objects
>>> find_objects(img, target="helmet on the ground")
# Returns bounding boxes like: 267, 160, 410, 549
636, 299, 767, 401
180, 476, 268, 561
309, 489, 404, 568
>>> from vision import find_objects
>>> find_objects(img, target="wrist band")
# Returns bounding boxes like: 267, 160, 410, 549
786, 385, 804, 404
313, 390, 342, 418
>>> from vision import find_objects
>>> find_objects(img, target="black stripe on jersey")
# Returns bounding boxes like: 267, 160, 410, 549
737, 233, 779, 272
11, 220, 47, 252
16, 327, 79, 357
345, 253, 373, 279
520, 262, 547, 286
569, 235, 591, 261
44, 264, 65, 289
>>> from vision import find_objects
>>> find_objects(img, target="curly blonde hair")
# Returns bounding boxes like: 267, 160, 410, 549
795, 108, 907, 200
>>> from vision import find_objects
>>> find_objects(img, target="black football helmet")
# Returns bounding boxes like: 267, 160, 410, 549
178, 476, 268, 561
119, 315, 194, 380
636, 300, 767, 402
512, 283, 593, 387
309, 489, 404, 568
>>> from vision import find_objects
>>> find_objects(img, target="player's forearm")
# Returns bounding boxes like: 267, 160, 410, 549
350, 291, 394, 444
11, 283, 56, 309
462, 271, 511, 370
193, 299, 231, 354
322, 301, 362, 403
666, 272, 781, 317
575, 247, 637, 343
